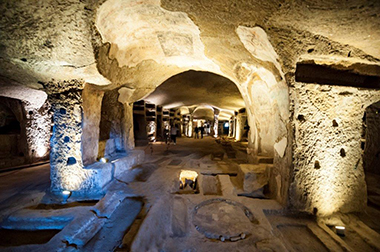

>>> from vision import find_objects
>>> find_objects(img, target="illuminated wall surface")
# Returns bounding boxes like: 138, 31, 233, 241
291, 84, 380, 215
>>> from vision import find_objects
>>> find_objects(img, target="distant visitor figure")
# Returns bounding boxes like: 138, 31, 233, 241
164, 127, 170, 144
200, 126, 205, 139
171, 125, 178, 145
194, 126, 199, 139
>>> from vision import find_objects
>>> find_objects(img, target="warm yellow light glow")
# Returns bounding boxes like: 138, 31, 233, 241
36, 145, 47, 158
313, 150, 354, 216
335, 226, 345, 236
62, 172, 88, 191
179, 170, 198, 183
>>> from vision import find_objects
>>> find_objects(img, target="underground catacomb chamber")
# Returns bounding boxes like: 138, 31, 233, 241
1, 0, 380, 251
138, 70, 247, 143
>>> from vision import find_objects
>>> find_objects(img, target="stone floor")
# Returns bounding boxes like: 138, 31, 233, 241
1, 136, 380, 251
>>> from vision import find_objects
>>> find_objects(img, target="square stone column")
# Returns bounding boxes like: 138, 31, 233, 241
213, 109, 220, 137
82, 85, 104, 165
46, 80, 88, 192
121, 102, 135, 150
45, 79, 111, 194
236, 111, 247, 141
188, 115, 193, 138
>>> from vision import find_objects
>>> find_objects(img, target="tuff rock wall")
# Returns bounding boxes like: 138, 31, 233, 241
363, 101, 380, 175
291, 84, 380, 215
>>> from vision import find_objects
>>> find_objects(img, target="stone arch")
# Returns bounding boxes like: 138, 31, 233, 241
0, 100, 21, 135
95, 0, 289, 160
98, 89, 125, 158
0, 82, 50, 167
192, 106, 215, 121
93, 0, 291, 202
0, 99, 23, 165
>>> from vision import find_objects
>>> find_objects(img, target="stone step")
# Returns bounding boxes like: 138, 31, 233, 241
0, 207, 79, 230
256, 156, 274, 164
200, 162, 238, 176
210, 152, 225, 161
237, 163, 272, 193
171, 196, 188, 237
217, 175, 236, 196
201, 175, 221, 195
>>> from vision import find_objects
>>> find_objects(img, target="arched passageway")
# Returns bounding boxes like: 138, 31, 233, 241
137, 70, 246, 143
0, 102, 22, 163
95, 0, 290, 163
0, 84, 50, 170
35, 0, 292, 204
1, 0, 380, 251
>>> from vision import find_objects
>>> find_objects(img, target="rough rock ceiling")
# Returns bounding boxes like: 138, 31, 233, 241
144, 70, 245, 115
0, 0, 110, 89
192, 107, 214, 120
0, 0, 379, 95
161, 0, 380, 59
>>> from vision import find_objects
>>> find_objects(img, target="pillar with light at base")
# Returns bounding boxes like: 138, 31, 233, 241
213, 109, 220, 138
188, 114, 193, 138
46, 79, 97, 194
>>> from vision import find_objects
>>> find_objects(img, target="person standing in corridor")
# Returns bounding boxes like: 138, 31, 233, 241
171, 124, 178, 145
200, 126, 205, 139
194, 126, 199, 139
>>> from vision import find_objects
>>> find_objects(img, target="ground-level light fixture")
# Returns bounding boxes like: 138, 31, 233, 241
62, 190, 72, 204
179, 170, 198, 190
335, 226, 345, 236
99, 157, 108, 163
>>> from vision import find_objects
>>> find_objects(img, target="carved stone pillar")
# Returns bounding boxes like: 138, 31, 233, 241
118, 87, 136, 150
122, 103, 135, 150
82, 85, 104, 165
45, 79, 92, 193
235, 111, 247, 141
213, 109, 220, 137
187, 114, 193, 137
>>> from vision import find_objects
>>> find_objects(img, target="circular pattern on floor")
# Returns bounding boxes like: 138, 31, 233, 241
192, 198, 257, 241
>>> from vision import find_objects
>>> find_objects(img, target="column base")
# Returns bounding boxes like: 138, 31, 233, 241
50, 150, 145, 200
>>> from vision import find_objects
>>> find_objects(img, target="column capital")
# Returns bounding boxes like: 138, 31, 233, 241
45, 79, 85, 95
45, 79, 85, 105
